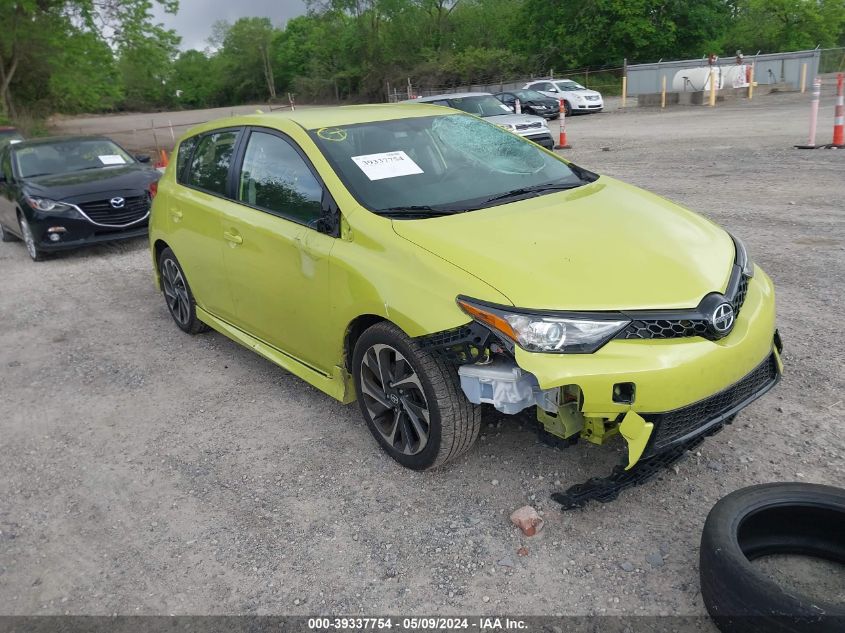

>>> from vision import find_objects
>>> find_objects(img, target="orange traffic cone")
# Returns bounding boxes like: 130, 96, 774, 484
555, 100, 571, 149
159, 149, 169, 167
830, 72, 844, 148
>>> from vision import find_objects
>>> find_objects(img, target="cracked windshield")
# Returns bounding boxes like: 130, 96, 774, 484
311, 114, 586, 216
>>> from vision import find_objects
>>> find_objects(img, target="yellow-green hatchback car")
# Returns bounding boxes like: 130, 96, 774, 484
149, 104, 782, 474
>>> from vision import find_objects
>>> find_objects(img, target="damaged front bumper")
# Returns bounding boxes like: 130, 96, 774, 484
424, 269, 781, 475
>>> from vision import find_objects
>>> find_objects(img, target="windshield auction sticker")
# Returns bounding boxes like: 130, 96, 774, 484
351, 151, 424, 181
98, 154, 127, 165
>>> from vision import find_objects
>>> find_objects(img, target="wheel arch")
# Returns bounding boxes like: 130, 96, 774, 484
153, 238, 170, 264
151, 238, 171, 288
343, 314, 389, 373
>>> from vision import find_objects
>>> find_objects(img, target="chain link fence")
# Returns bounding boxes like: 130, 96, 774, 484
819, 47, 845, 74
386, 66, 625, 102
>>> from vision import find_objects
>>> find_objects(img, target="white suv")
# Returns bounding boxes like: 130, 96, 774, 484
522, 79, 603, 116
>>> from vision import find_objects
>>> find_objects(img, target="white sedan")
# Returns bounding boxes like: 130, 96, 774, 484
522, 79, 603, 116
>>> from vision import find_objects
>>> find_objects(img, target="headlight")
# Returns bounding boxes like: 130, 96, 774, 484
731, 234, 755, 277
457, 297, 629, 354
25, 197, 74, 213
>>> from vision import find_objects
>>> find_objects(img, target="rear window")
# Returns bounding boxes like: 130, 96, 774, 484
186, 130, 238, 196
176, 136, 198, 184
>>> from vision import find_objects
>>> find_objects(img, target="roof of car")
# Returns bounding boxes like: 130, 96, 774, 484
183, 104, 458, 138
11, 135, 112, 148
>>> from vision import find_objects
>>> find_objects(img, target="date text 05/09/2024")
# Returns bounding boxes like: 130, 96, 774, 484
307, 617, 529, 630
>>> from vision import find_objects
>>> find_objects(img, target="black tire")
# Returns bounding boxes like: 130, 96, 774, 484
700, 482, 845, 633
563, 100, 572, 117
18, 214, 44, 261
0, 223, 16, 243
158, 247, 209, 334
352, 322, 481, 470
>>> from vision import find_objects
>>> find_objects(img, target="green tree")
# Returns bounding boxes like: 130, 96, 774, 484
516, 0, 731, 68
50, 30, 123, 113
726, 0, 845, 53
214, 17, 279, 102
171, 50, 220, 108
0, 0, 179, 118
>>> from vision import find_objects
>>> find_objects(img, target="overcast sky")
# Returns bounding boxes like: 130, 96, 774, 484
152, 0, 308, 50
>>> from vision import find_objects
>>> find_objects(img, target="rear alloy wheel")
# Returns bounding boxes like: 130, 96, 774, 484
18, 216, 43, 261
353, 322, 480, 470
158, 247, 209, 335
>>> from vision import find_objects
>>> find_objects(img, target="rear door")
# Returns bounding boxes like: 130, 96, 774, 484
218, 127, 337, 372
168, 128, 241, 322
0, 146, 16, 231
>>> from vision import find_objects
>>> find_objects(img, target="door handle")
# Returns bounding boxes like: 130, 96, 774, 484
223, 230, 243, 245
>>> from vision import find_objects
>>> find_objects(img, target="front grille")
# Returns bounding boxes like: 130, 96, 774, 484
622, 318, 710, 340
732, 275, 749, 317
78, 195, 150, 226
515, 122, 543, 131
645, 353, 779, 451
618, 270, 751, 341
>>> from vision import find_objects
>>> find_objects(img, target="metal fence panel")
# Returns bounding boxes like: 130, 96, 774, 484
626, 49, 820, 96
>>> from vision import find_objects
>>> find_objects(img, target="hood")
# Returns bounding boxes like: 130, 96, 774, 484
392, 177, 735, 311
483, 113, 546, 126
24, 165, 159, 202
569, 89, 601, 98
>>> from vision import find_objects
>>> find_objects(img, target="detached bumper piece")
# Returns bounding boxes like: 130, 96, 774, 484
551, 429, 716, 509
551, 351, 781, 510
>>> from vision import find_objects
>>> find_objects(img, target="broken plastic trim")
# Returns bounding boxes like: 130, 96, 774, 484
416, 322, 511, 365
551, 417, 734, 510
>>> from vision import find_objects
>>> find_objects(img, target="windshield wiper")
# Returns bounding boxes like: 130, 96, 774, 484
377, 205, 461, 219
479, 182, 585, 205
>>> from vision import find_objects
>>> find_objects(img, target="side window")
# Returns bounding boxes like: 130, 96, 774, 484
500, 93, 515, 104
186, 130, 238, 196
534, 82, 551, 91
430, 100, 450, 107
176, 135, 199, 184
237, 131, 323, 225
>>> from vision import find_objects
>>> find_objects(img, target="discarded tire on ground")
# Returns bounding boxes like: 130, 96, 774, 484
700, 482, 845, 633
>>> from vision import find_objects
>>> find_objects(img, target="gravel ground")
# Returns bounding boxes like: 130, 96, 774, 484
2, 88, 844, 620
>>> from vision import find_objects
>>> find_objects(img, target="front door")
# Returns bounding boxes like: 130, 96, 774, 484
219, 128, 336, 372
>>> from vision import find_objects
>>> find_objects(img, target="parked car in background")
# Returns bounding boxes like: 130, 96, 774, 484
0, 126, 23, 149
406, 92, 555, 149
522, 79, 604, 116
0, 136, 159, 261
494, 89, 561, 119
149, 105, 781, 476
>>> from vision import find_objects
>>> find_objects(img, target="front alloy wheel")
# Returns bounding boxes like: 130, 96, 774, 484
360, 343, 431, 456
18, 216, 43, 261
352, 322, 481, 470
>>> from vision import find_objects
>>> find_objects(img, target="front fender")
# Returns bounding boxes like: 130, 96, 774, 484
328, 211, 510, 362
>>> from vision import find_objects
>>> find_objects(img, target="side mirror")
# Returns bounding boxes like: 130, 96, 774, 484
549, 88, 558, 93
135, 154, 151, 163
